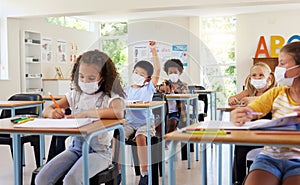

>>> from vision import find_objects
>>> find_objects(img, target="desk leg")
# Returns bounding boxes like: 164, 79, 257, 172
82, 139, 90, 185
147, 109, 152, 185
201, 144, 207, 185
161, 106, 166, 185
187, 100, 191, 169
12, 134, 22, 185
218, 144, 222, 185
119, 127, 127, 185
229, 144, 233, 185
168, 141, 178, 185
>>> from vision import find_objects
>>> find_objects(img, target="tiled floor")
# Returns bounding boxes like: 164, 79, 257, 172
0, 135, 232, 185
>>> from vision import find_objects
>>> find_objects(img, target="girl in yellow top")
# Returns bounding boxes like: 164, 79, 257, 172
228, 62, 277, 106
231, 41, 300, 185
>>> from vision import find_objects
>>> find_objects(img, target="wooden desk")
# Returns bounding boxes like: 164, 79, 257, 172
0, 101, 44, 117
126, 101, 166, 185
0, 118, 126, 185
165, 94, 199, 168
164, 123, 300, 185
193, 90, 217, 120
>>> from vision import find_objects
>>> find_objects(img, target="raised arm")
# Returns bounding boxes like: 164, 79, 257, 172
149, 41, 160, 86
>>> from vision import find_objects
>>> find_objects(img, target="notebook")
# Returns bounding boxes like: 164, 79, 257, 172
14, 118, 99, 128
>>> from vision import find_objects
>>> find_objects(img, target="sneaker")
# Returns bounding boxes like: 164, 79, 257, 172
117, 173, 121, 185
138, 175, 148, 185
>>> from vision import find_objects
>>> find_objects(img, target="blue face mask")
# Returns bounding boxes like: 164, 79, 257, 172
78, 81, 100, 94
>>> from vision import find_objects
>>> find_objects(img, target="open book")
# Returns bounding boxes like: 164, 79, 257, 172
188, 112, 300, 131
14, 118, 99, 128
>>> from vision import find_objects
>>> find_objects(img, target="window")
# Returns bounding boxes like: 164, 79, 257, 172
45, 17, 93, 32
200, 16, 236, 106
100, 22, 128, 86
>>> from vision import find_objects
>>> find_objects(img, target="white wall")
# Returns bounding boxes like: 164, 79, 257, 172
128, 16, 202, 85
0, 18, 98, 99
236, 9, 300, 92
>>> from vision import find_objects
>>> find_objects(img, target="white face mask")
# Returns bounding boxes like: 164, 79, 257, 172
250, 78, 267, 89
169, 73, 179, 82
78, 81, 100, 94
131, 73, 145, 86
274, 66, 294, 86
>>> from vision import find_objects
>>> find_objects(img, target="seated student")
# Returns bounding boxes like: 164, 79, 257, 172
122, 41, 160, 185
231, 41, 300, 185
228, 62, 277, 106
229, 62, 278, 185
35, 50, 125, 185
156, 58, 188, 134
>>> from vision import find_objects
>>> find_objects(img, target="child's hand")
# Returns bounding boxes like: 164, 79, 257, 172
149, 41, 156, 49
230, 106, 256, 126
50, 108, 65, 119
228, 96, 239, 105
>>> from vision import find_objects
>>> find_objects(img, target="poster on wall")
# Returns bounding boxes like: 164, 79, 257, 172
57, 40, 67, 63
133, 43, 188, 66
41, 38, 52, 62
172, 44, 188, 66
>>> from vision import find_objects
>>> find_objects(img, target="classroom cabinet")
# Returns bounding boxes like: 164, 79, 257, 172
20, 30, 43, 93
42, 79, 72, 95
253, 57, 278, 72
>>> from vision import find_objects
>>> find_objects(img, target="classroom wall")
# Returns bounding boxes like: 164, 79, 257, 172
0, 18, 98, 99
235, 9, 300, 92
128, 16, 202, 85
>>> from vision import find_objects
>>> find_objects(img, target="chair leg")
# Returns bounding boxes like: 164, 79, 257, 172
30, 135, 41, 168
131, 145, 141, 176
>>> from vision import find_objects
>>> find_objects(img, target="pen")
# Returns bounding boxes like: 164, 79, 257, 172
246, 111, 263, 115
183, 130, 230, 135
48, 92, 61, 109
15, 117, 34, 124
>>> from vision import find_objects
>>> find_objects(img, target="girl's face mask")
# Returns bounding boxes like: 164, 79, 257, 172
78, 81, 100, 94
274, 66, 299, 86
169, 73, 179, 83
250, 78, 267, 89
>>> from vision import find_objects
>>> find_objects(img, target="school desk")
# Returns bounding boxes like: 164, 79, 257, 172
126, 101, 166, 185
165, 94, 199, 169
0, 118, 126, 185
164, 123, 300, 185
0, 100, 45, 166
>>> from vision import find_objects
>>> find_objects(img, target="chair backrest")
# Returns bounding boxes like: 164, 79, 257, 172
188, 85, 208, 114
0, 93, 43, 118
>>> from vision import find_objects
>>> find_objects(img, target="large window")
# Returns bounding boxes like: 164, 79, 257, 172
45, 17, 93, 32
100, 22, 128, 86
200, 16, 236, 107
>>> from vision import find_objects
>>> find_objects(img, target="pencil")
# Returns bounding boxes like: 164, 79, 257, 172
48, 92, 61, 109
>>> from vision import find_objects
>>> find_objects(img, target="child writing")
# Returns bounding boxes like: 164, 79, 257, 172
231, 41, 300, 185
35, 50, 125, 185
123, 41, 160, 185
230, 62, 278, 185
156, 58, 188, 134
228, 62, 277, 106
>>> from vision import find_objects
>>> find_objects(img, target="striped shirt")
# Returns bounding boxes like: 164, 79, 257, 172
248, 86, 300, 159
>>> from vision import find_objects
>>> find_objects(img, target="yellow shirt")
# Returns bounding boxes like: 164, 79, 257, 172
248, 86, 300, 159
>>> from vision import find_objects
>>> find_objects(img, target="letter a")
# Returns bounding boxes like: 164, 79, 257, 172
255, 36, 270, 58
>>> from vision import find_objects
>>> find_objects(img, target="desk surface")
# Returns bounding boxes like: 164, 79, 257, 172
165, 94, 199, 98
0, 101, 44, 107
126, 101, 165, 108
164, 123, 300, 145
0, 118, 125, 135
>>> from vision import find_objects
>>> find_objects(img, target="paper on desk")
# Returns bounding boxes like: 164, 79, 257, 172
195, 112, 299, 130
14, 118, 99, 128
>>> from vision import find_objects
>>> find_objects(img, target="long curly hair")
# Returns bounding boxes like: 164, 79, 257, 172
71, 50, 125, 98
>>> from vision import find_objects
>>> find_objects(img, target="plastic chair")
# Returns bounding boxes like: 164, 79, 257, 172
0, 93, 42, 169
31, 129, 121, 185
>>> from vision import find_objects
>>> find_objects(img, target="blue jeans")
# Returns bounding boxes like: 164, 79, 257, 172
35, 149, 111, 185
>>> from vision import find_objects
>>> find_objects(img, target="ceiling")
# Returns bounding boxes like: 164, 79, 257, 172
2, 0, 300, 22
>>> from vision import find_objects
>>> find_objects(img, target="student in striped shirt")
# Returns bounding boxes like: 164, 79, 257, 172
231, 41, 300, 185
